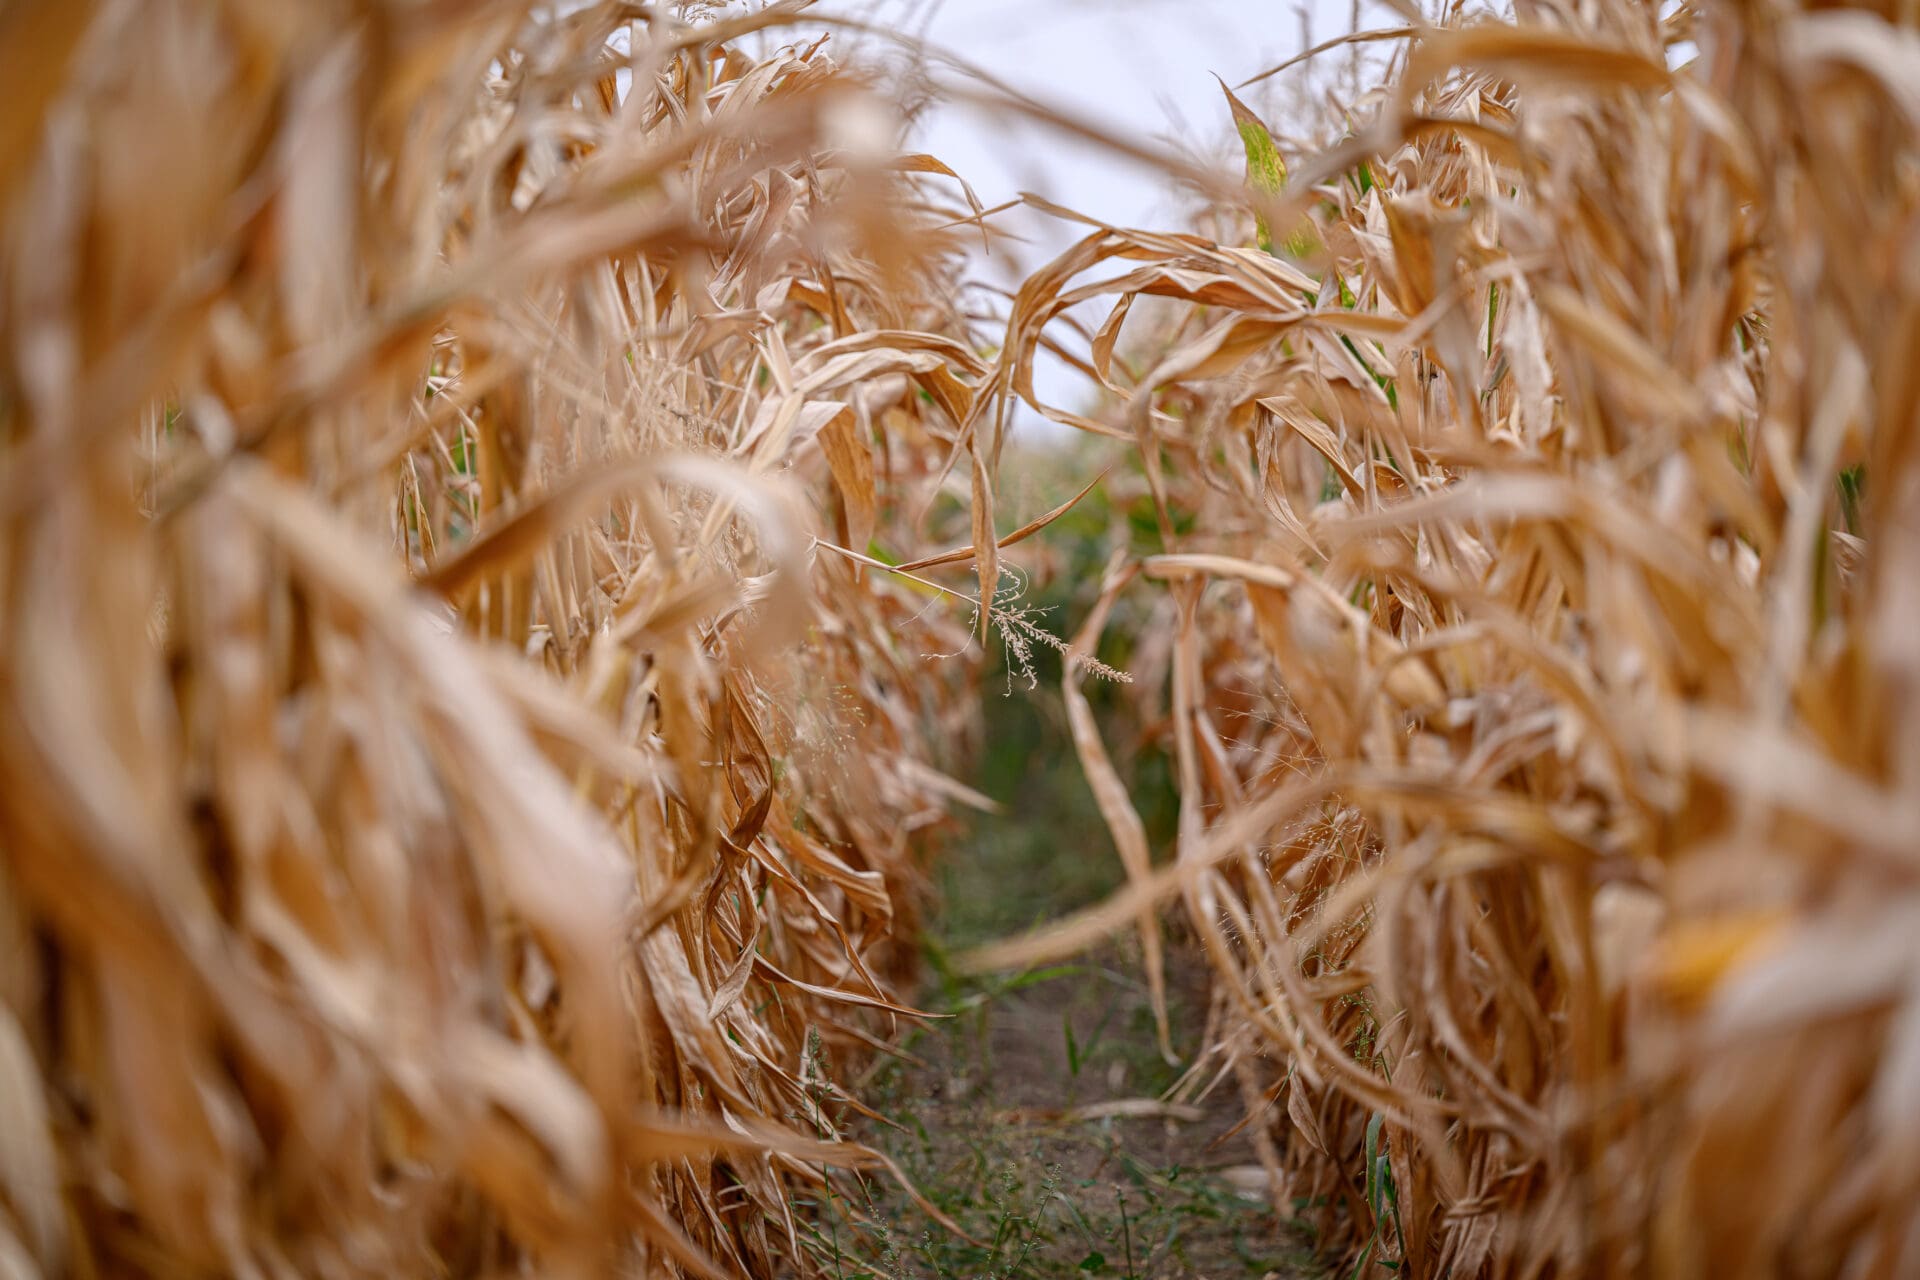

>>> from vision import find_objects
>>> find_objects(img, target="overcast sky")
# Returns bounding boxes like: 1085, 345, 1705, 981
834, 0, 1382, 435
904, 0, 1362, 270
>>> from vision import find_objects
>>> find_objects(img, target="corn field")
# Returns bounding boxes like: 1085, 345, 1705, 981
2, 0, 1917, 1277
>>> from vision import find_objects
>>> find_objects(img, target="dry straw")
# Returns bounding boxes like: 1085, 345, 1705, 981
0, 2, 1008, 1276
8, 0, 1920, 1276
958, 0, 1920, 1274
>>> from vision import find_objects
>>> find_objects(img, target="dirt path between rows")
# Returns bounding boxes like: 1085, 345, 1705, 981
801, 932, 1322, 1279
791, 662, 1325, 1278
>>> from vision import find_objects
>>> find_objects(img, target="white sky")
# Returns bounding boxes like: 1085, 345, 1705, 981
906, 0, 1360, 271
844, 0, 1380, 435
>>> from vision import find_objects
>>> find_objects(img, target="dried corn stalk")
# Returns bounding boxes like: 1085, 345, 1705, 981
0, 2, 995, 1276
966, 0, 1920, 1274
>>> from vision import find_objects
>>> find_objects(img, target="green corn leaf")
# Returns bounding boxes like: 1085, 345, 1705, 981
1217, 76, 1288, 254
